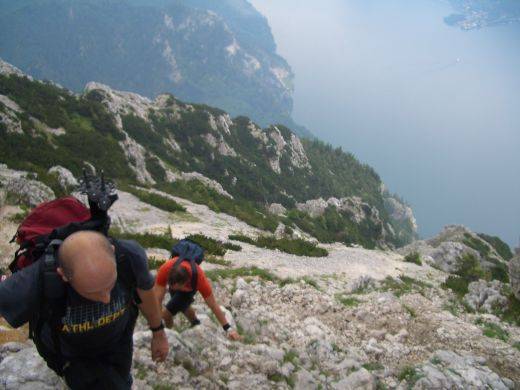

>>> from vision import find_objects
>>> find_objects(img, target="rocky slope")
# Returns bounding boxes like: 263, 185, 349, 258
0, 59, 417, 248
0, 170, 519, 389
0, 0, 310, 136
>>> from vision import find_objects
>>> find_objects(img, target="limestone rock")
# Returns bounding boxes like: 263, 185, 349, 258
48, 166, 78, 190
463, 280, 508, 313
332, 368, 375, 390
0, 346, 62, 389
294, 368, 318, 390
0, 164, 55, 207
413, 350, 514, 390
430, 241, 480, 273
268, 203, 286, 216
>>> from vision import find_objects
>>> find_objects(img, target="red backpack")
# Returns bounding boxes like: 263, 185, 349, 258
9, 171, 117, 273
10, 196, 91, 272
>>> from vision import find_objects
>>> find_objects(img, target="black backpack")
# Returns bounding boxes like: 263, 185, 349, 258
170, 239, 204, 290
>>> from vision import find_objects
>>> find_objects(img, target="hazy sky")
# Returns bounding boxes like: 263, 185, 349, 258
250, 0, 520, 247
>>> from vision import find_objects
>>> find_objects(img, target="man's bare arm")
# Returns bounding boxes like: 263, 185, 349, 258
137, 287, 169, 361
204, 293, 240, 340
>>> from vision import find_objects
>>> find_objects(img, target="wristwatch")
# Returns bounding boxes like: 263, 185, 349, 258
150, 321, 165, 332
223, 323, 231, 332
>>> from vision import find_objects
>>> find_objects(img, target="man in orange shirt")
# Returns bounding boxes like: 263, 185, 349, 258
154, 257, 240, 340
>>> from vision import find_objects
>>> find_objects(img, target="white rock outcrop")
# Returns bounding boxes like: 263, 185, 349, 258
0, 343, 62, 389
414, 350, 514, 389
0, 164, 55, 207
48, 166, 78, 190
463, 280, 508, 313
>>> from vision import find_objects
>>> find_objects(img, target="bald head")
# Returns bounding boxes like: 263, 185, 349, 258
58, 231, 117, 303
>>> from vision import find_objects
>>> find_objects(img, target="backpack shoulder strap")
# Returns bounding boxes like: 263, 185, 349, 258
30, 241, 66, 355
112, 239, 139, 303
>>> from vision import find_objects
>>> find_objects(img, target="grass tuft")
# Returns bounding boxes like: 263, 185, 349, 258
404, 252, 422, 266
228, 234, 328, 257
474, 318, 509, 342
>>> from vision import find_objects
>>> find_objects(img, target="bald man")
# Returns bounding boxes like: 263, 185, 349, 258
0, 231, 168, 389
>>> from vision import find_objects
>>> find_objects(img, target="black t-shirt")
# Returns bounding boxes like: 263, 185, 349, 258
0, 239, 153, 356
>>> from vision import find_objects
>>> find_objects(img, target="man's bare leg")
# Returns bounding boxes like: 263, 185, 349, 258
183, 306, 200, 326
162, 308, 174, 328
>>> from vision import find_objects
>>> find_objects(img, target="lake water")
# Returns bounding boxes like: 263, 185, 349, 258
251, 0, 520, 247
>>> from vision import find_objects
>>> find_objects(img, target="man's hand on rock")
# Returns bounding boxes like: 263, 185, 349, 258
227, 329, 241, 341
151, 329, 169, 362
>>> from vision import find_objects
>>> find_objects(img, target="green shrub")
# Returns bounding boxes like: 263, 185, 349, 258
335, 294, 361, 308
283, 350, 299, 365
363, 362, 384, 371
442, 276, 469, 298
123, 186, 186, 213
381, 275, 431, 297
228, 234, 328, 257
477, 233, 514, 260
184, 234, 239, 256
7, 205, 30, 223
397, 366, 423, 385
111, 229, 174, 251
474, 318, 509, 342
111, 229, 239, 262
500, 294, 520, 326
159, 181, 278, 232
404, 252, 422, 266
463, 233, 491, 258
204, 255, 231, 267
484, 256, 509, 283
205, 266, 279, 283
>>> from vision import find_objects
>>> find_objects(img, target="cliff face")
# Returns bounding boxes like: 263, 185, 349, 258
0, 59, 417, 248
0, 0, 306, 134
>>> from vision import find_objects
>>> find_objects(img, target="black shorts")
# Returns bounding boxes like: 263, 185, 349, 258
165, 290, 196, 316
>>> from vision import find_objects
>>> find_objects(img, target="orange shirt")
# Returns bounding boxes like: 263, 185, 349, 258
156, 258, 212, 298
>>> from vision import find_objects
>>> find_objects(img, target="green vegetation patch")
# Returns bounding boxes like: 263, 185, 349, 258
442, 276, 470, 298
228, 234, 328, 257
186, 233, 241, 256
513, 342, 520, 352
111, 230, 239, 260
159, 181, 279, 232
477, 233, 513, 261
7, 205, 30, 223
363, 362, 384, 371
380, 275, 431, 297
404, 252, 422, 266
474, 318, 509, 342
335, 294, 361, 308
204, 255, 231, 267
462, 234, 509, 283
205, 266, 280, 283
123, 186, 186, 213
283, 350, 299, 365
398, 366, 424, 386
111, 229, 174, 252
500, 294, 520, 327
441, 254, 485, 297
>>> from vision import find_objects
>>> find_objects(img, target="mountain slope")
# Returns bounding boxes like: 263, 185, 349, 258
0, 59, 417, 248
0, 0, 311, 136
